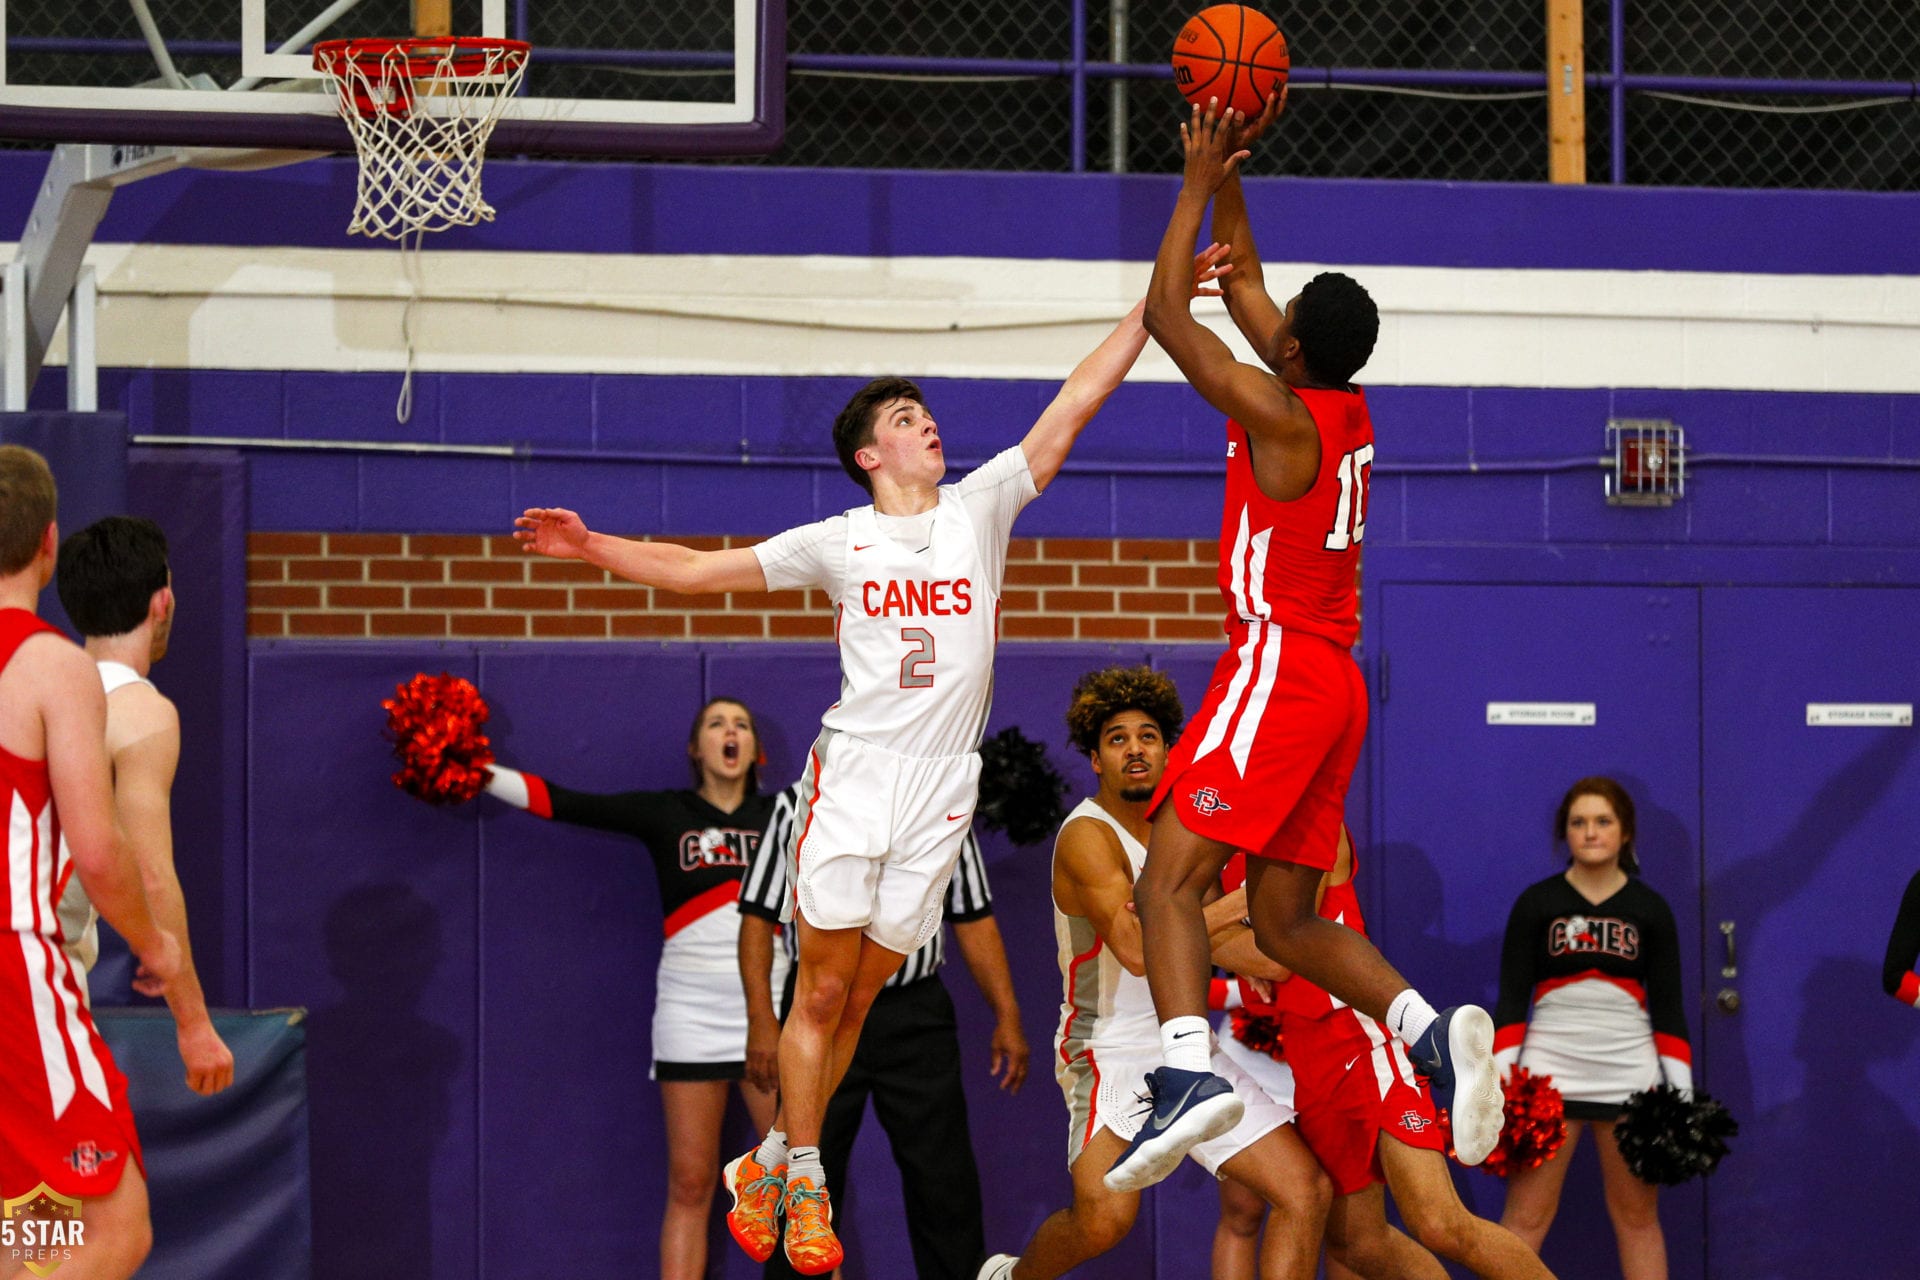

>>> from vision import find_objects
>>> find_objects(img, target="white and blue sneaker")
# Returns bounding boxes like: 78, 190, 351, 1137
976, 1254, 1018, 1280
1408, 1004, 1504, 1166
1101, 1067, 1245, 1193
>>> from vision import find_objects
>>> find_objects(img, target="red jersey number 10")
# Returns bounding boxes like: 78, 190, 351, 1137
1322, 444, 1375, 552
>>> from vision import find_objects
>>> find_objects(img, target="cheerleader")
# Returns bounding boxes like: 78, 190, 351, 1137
1495, 777, 1690, 1280
484, 697, 784, 1280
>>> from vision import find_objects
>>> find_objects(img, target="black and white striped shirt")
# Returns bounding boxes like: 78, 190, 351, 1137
739, 783, 994, 989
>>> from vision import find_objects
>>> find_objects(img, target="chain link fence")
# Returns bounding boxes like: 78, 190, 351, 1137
4, 0, 1917, 187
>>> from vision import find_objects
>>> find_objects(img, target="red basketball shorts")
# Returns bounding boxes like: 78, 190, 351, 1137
1285, 1007, 1444, 1198
0, 935, 143, 1201
1150, 622, 1366, 871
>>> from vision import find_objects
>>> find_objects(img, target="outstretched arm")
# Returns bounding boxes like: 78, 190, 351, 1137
1019, 300, 1148, 492
1020, 247, 1233, 491
1144, 101, 1309, 451
117, 691, 235, 1095
514, 509, 767, 595
1212, 91, 1289, 364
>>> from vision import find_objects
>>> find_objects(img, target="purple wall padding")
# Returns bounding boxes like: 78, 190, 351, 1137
0, 412, 127, 636
126, 448, 250, 1007
5, 156, 1920, 274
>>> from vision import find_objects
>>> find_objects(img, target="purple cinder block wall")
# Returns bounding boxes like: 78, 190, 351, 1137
45, 162, 1920, 1278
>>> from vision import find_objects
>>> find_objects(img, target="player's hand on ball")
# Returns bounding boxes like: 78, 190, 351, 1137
179, 1020, 236, 1095
1191, 241, 1233, 298
1226, 87, 1287, 152
514, 507, 590, 559
1180, 98, 1251, 197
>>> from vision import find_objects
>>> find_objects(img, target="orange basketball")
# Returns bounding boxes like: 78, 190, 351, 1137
1172, 5, 1289, 119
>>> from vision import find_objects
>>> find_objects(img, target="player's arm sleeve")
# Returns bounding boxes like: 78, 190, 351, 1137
943, 830, 993, 924
1643, 890, 1694, 1093
752, 517, 841, 594
738, 784, 800, 923
1882, 869, 1920, 1007
1493, 885, 1538, 1073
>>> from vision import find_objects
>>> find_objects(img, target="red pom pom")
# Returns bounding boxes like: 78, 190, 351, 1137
382, 672, 495, 805
1228, 1007, 1285, 1063
1438, 1065, 1568, 1178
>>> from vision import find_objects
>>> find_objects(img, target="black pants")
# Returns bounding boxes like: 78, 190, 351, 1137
766, 973, 985, 1280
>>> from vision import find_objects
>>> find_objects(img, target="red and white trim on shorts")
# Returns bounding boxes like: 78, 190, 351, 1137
1188, 507, 1282, 777
9, 796, 112, 1119
791, 742, 827, 917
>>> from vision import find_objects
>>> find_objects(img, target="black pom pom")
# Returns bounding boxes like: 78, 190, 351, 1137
1614, 1084, 1738, 1186
975, 726, 1068, 845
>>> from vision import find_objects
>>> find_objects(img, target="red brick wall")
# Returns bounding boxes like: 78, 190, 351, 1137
247, 534, 1228, 643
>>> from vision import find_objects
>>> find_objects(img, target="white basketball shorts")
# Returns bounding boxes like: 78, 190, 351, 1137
1058, 1032, 1296, 1177
784, 728, 982, 955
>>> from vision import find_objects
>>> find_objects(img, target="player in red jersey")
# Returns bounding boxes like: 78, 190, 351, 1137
0, 446, 181, 1279
1104, 99, 1503, 1194
1257, 836, 1554, 1280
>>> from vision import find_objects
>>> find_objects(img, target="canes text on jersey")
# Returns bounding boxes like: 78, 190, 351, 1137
861, 578, 973, 618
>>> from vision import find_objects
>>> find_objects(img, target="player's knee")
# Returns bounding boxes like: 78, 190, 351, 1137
1077, 1199, 1137, 1254
1403, 1199, 1472, 1260
794, 971, 852, 1026
1217, 1191, 1264, 1238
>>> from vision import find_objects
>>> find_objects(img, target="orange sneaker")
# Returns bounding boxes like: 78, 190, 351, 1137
723, 1149, 786, 1262
782, 1175, 844, 1275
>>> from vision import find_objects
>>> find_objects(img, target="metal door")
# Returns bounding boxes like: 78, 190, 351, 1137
1699, 587, 1920, 1279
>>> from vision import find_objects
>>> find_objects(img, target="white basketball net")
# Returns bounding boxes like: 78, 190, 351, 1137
314, 40, 528, 241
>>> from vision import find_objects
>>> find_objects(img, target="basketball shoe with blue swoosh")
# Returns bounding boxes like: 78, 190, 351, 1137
1407, 1005, 1505, 1166
1101, 1066, 1245, 1193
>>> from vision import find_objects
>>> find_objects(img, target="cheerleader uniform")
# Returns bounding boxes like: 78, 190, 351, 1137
486, 766, 785, 1080
1494, 874, 1693, 1120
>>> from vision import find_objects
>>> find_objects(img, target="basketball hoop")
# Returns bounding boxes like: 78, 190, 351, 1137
313, 37, 529, 240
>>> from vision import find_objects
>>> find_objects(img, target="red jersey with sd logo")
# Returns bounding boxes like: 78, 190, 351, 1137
1218, 386, 1373, 649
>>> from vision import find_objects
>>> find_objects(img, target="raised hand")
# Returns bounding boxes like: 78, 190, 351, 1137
1180, 98, 1251, 198
1192, 241, 1234, 298
514, 507, 591, 560
1225, 86, 1288, 152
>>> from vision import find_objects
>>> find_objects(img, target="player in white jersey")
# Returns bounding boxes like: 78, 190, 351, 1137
980, 666, 1432, 1280
515, 260, 1227, 1274
55, 517, 235, 1097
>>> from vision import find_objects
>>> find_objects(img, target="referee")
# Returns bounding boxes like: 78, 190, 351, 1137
739, 782, 1030, 1280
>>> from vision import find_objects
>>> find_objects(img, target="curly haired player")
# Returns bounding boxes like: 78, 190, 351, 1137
981, 667, 1434, 1280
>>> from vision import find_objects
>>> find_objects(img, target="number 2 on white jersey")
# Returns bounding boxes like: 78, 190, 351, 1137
1322, 444, 1374, 552
900, 627, 935, 689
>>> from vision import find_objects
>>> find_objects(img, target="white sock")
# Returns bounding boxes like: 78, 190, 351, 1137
756, 1128, 788, 1169
1160, 1015, 1212, 1072
1386, 990, 1439, 1047
787, 1146, 825, 1189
